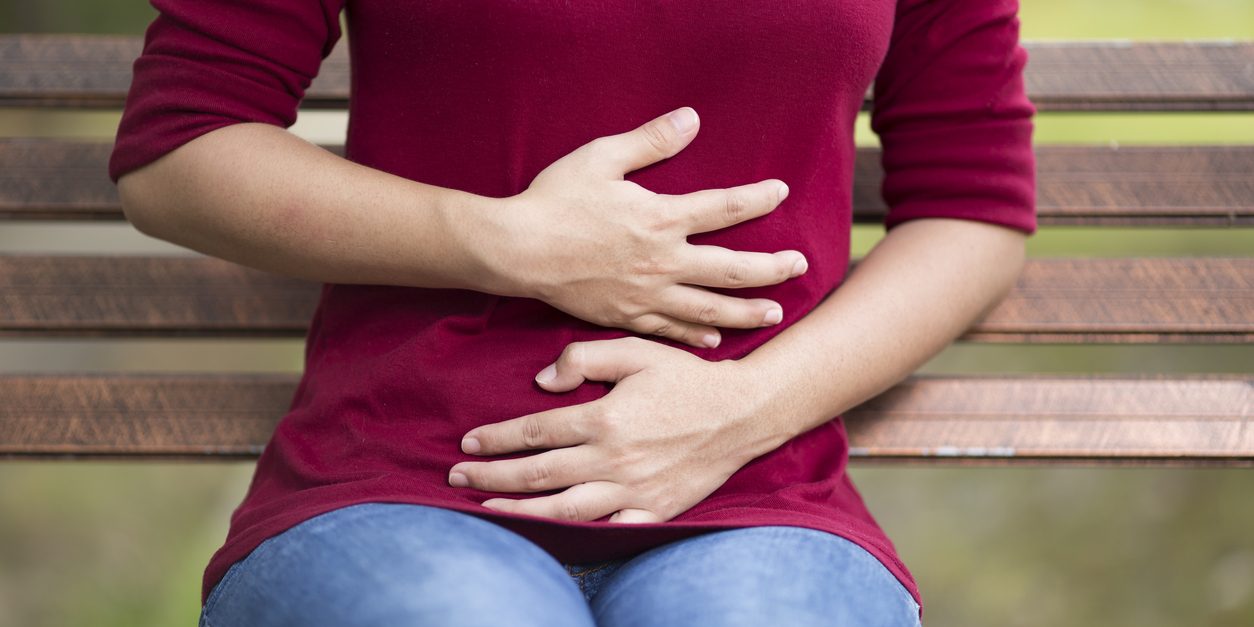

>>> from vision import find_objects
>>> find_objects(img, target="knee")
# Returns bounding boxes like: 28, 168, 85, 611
591, 527, 920, 627
203, 503, 596, 627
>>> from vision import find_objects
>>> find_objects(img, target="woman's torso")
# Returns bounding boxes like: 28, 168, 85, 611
207, 0, 918, 610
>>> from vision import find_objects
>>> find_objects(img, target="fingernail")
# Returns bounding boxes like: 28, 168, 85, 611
791, 256, 808, 276
776, 182, 789, 202
535, 363, 557, 384
448, 472, 469, 488
667, 107, 698, 134
763, 308, 783, 325
702, 333, 721, 348
461, 436, 481, 454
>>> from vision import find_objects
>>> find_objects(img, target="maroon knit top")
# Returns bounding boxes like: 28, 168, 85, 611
110, 0, 1037, 617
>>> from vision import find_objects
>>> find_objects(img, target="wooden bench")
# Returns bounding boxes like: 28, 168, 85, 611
0, 35, 1250, 465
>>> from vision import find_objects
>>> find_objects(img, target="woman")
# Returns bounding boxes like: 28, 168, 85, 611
111, 0, 1035, 624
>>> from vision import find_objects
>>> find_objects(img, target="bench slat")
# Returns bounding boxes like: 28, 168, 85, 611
2, 36, 1251, 111
0, 256, 1249, 342
4, 140, 1252, 226
1, 374, 1247, 463
845, 376, 1253, 463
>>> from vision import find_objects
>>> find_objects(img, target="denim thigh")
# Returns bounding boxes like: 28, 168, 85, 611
590, 526, 922, 627
199, 502, 595, 627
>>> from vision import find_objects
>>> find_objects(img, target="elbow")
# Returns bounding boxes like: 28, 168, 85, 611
116, 167, 168, 239
993, 229, 1029, 302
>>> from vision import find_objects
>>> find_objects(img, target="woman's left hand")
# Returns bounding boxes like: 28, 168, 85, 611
449, 336, 786, 523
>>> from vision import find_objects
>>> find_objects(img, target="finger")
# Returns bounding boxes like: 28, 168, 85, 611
534, 337, 660, 393
678, 245, 808, 290
625, 313, 721, 350
461, 405, 587, 455
450, 446, 600, 493
657, 284, 785, 329
583, 107, 699, 178
662, 178, 789, 235
482, 481, 625, 522
609, 508, 663, 524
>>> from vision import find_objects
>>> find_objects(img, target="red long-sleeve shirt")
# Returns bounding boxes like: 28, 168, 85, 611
110, 0, 1037, 617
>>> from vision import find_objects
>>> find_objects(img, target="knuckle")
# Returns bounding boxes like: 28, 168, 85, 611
558, 501, 583, 521
584, 136, 611, 158
625, 335, 652, 349
604, 299, 642, 327
561, 341, 588, 371
593, 406, 626, 438
630, 255, 670, 278
650, 320, 674, 338
646, 206, 682, 233
777, 258, 793, 281
640, 122, 672, 154
605, 308, 632, 327
521, 417, 546, 448
723, 191, 748, 223
523, 462, 553, 489
723, 261, 749, 287
693, 302, 719, 325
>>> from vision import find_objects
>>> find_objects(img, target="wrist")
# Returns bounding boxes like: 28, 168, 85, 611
718, 357, 804, 462
436, 189, 531, 298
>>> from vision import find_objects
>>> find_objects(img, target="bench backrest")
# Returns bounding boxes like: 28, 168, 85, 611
1, 36, 1250, 464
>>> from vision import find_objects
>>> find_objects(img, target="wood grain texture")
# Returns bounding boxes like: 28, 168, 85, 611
0, 255, 1249, 342
1, 374, 1248, 462
843, 376, 1253, 463
854, 146, 1254, 227
2, 37, 1251, 111
0, 255, 322, 336
2, 35, 1250, 468
5, 139, 1253, 226
969, 258, 1253, 343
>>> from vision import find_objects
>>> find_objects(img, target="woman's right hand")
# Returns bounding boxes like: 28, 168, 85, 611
481, 107, 807, 348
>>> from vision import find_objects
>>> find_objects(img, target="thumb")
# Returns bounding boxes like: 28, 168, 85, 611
590, 107, 700, 178
534, 337, 656, 392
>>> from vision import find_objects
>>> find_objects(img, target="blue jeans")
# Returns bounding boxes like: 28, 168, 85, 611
199, 503, 921, 626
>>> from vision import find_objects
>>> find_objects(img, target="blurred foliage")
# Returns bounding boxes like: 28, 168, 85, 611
0, 1, 154, 35
0, 1, 1251, 626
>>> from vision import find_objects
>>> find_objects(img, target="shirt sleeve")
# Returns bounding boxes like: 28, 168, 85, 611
869, 0, 1037, 234
108, 0, 346, 183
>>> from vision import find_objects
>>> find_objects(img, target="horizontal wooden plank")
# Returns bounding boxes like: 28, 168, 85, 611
965, 258, 1253, 343
1021, 41, 1254, 111
859, 146, 1254, 227
5, 140, 1253, 226
0, 255, 322, 336
0, 256, 1249, 342
2, 37, 1251, 111
1, 374, 1248, 463
0, 374, 295, 457
843, 376, 1253, 463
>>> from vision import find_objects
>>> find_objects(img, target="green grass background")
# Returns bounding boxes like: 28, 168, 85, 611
0, 1, 1251, 625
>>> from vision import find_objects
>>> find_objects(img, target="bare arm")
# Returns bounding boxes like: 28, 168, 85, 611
119, 122, 509, 292
740, 217, 1027, 448
117, 110, 807, 347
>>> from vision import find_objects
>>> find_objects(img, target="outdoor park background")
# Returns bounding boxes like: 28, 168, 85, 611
1, 0, 1252, 625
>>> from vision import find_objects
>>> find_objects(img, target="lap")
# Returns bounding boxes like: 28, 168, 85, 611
590, 526, 922, 627
200, 503, 919, 627
199, 502, 594, 627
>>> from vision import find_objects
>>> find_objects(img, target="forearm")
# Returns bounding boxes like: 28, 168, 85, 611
738, 218, 1028, 450
117, 123, 512, 293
